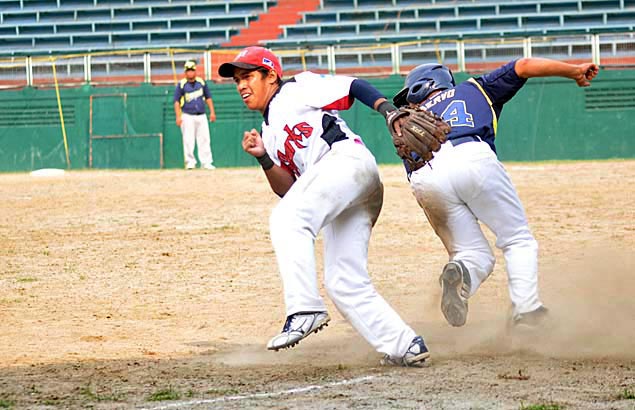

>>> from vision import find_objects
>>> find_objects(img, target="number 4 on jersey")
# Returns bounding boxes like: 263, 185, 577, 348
440, 100, 474, 128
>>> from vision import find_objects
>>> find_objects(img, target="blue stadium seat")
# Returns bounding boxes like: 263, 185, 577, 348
38, 10, 75, 21
170, 18, 208, 30
94, 22, 131, 33
150, 31, 187, 44
57, 23, 93, 34
59, 0, 96, 7
0, 37, 33, 51
607, 10, 635, 24
72, 33, 110, 48
76, 8, 113, 20
132, 20, 168, 32
18, 24, 55, 36
0, 25, 16, 35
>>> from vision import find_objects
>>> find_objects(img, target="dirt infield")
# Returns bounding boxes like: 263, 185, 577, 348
1, 161, 634, 409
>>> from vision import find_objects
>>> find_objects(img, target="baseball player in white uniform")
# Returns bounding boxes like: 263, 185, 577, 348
219, 46, 429, 366
391, 58, 599, 328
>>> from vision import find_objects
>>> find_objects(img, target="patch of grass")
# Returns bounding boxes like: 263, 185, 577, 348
618, 388, 635, 400
212, 224, 238, 233
42, 399, 60, 406
15, 277, 37, 283
520, 403, 563, 410
0, 398, 14, 409
206, 388, 241, 396
79, 385, 125, 402
0, 298, 24, 305
147, 387, 181, 402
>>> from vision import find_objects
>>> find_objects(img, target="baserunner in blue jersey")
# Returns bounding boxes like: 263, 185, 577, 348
392, 57, 599, 328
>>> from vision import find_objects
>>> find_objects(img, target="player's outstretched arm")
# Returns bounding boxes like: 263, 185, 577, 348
514, 57, 599, 87
242, 129, 295, 197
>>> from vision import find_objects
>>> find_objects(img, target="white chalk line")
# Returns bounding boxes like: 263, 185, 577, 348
139, 374, 377, 410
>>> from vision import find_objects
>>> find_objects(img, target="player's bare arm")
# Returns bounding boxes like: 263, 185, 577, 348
173, 101, 182, 126
242, 128, 294, 196
206, 98, 216, 122
514, 57, 599, 87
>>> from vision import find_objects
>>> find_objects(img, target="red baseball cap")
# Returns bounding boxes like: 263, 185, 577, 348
218, 46, 283, 79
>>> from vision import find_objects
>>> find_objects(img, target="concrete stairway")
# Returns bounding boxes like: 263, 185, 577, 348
223, 0, 321, 47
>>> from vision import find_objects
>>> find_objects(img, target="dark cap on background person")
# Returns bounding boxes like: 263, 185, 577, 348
218, 46, 283, 79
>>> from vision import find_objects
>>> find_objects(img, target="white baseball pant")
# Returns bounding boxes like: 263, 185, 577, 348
180, 113, 213, 168
409, 140, 543, 317
269, 139, 417, 358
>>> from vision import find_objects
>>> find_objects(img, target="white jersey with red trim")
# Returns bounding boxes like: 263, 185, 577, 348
261, 71, 362, 178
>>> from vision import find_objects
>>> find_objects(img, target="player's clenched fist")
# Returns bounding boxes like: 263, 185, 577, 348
242, 128, 265, 157
574, 63, 599, 87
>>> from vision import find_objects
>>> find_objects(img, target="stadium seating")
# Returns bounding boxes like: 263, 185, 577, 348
0, 0, 276, 54
0, 0, 633, 80
1, 0, 633, 55
263, 0, 635, 47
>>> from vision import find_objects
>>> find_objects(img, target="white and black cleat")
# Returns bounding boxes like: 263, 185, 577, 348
267, 312, 330, 351
380, 336, 430, 367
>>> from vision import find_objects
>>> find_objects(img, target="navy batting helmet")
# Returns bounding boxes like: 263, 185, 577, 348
393, 64, 455, 107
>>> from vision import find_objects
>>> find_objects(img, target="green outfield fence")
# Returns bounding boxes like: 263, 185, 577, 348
0, 35, 634, 172
0, 69, 634, 172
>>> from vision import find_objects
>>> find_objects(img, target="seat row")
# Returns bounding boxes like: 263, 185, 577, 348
264, 22, 635, 48
285, 9, 635, 38
0, 0, 275, 23
0, 27, 238, 53
308, 0, 634, 23
0, 13, 255, 36
317, 0, 627, 9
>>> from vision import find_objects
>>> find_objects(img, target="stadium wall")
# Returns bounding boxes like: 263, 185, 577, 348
0, 70, 633, 172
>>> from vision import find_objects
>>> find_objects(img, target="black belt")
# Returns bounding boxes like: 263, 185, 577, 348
185, 112, 205, 116
449, 136, 481, 146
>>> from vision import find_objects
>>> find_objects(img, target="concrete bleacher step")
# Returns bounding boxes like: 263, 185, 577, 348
224, 0, 321, 47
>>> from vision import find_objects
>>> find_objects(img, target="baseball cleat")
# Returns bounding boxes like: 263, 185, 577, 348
380, 336, 430, 367
512, 306, 549, 328
267, 312, 330, 351
439, 260, 471, 327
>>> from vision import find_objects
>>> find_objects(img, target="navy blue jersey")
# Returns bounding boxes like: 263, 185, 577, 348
419, 60, 527, 154
174, 77, 212, 115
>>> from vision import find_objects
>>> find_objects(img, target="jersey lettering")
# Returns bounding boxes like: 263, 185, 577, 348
440, 100, 474, 128
184, 87, 204, 102
277, 122, 314, 177
423, 89, 455, 110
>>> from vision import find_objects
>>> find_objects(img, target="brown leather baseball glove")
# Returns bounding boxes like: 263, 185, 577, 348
386, 106, 451, 171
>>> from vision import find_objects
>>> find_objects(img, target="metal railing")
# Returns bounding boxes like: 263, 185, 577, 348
1, 32, 633, 89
